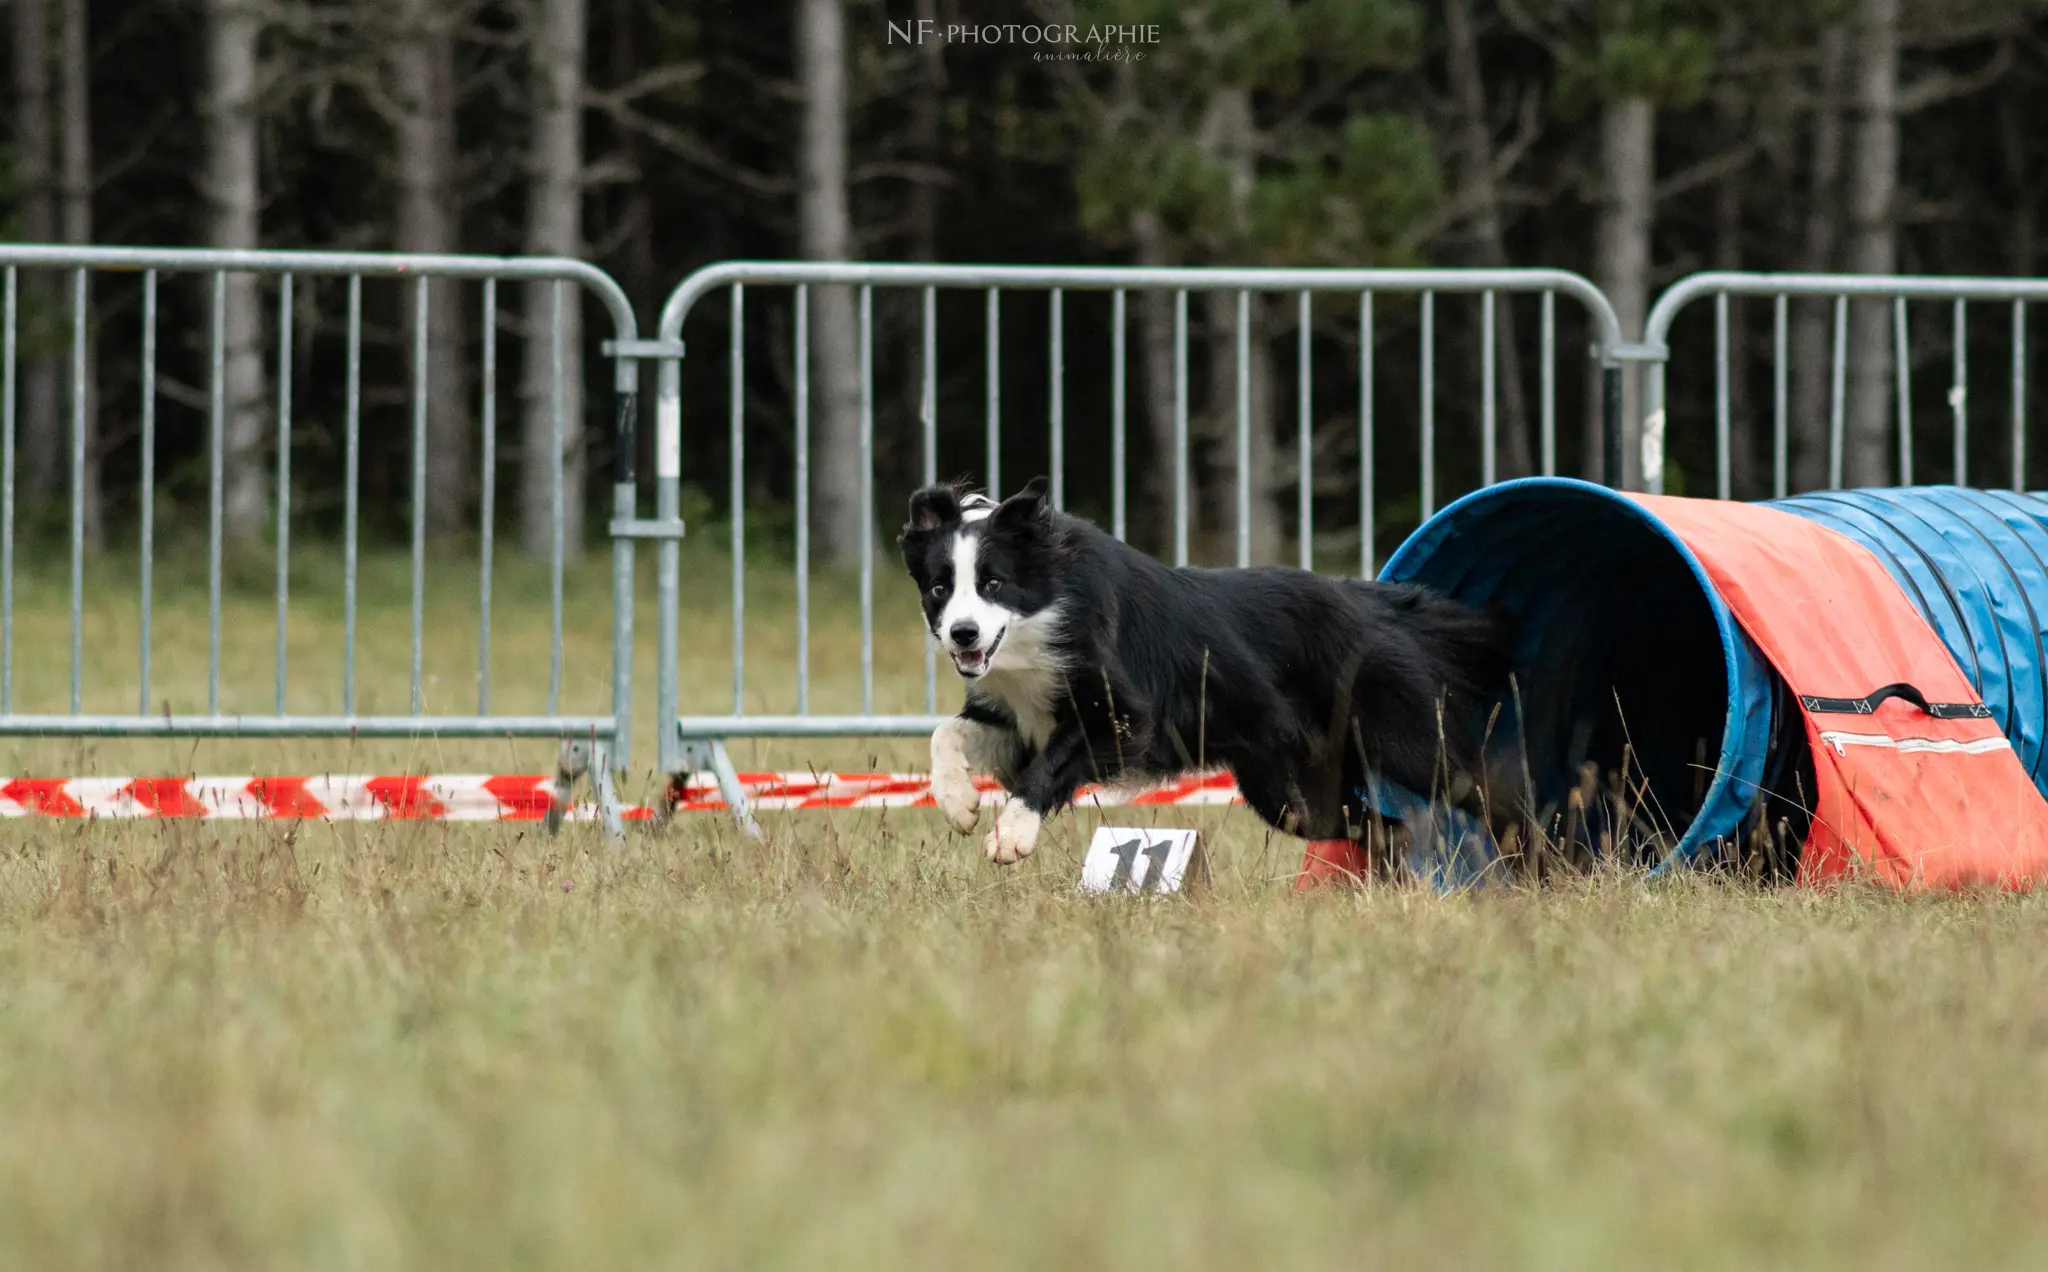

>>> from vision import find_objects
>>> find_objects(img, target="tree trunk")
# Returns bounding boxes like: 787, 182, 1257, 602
1592, 95, 1653, 490
1197, 87, 1280, 563
1999, 86, 2036, 278
391, 0, 470, 541
10, 0, 61, 507
522, 0, 587, 559
604, 0, 656, 485
1715, 90, 1755, 498
1791, 25, 1848, 493
797, 0, 863, 562
1843, 0, 1900, 489
1201, 290, 1280, 565
1445, 0, 1534, 479
58, 0, 99, 547
606, 0, 658, 316
204, 0, 270, 548
907, 0, 944, 264
1130, 211, 1180, 557
891, 0, 944, 502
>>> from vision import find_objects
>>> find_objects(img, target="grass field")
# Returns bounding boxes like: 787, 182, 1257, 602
1, 534, 2044, 1268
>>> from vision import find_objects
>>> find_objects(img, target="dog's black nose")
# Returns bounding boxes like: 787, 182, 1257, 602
949, 620, 979, 647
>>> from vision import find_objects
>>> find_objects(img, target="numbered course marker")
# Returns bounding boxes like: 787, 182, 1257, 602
1079, 827, 1205, 895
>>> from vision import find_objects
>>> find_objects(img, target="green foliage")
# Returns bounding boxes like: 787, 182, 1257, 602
1246, 115, 1442, 266
1062, 0, 1439, 265
1520, 0, 1725, 112
1075, 136, 1236, 243
1559, 25, 1716, 109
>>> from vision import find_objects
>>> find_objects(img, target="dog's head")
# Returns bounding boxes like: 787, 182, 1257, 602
898, 476, 1060, 680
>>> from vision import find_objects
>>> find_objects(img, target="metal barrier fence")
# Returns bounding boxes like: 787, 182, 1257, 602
1641, 272, 2048, 499
0, 245, 650, 836
653, 262, 1626, 821
19, 247, 2048, 835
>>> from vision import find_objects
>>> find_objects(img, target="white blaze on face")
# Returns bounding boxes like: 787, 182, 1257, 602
936, 529, 1016, 679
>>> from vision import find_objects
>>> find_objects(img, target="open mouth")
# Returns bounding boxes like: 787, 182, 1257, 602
949, 629, 1004, 677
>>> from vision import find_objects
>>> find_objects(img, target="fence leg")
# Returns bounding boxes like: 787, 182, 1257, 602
546, 737, 603, 837
591, 739, 625, 843
675, 737, 761, 838
545, 739, 583, 835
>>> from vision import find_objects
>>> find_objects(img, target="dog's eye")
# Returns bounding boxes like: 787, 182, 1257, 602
930, 582, 949, 601
980, 576, 1002, 597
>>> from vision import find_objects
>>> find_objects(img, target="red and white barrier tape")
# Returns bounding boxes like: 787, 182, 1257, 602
0, 772, 1245, 820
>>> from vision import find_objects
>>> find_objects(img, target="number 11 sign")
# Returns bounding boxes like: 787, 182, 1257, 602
1078, 827, 1206, 895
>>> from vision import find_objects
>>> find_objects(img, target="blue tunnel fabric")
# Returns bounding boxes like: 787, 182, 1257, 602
1769, 486, 2048, 796
1380, 479, 2048, 866
1380, 478, 1778, 866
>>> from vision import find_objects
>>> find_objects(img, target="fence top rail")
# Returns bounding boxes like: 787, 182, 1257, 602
0, 241, 640, 346
0, 715, 618, 738
1644, 271, 2048, 349
676, 714, 952, 739
657, 259, 1624, 349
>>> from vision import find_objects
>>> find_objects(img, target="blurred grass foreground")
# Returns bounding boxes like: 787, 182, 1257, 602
0, 530, 2042, 1269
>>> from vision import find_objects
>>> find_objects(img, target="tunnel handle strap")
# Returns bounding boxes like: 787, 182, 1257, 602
1798, 682, 1994, 720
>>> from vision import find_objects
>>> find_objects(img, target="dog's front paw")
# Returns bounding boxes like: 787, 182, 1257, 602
984, 799, 1042, 865
931, 765, 982, 835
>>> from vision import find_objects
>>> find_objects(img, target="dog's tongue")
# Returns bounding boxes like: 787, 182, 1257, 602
953, 648, 987, 674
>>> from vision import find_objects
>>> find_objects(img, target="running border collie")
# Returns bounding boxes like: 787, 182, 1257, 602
898, 477, 1515, 864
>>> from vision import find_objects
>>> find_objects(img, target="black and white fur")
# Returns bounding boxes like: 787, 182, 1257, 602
898, 477, 1516, 865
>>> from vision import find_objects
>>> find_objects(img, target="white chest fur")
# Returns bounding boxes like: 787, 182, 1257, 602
970, 603, 1067, 750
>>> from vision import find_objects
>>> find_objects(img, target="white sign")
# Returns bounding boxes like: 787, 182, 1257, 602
1078, 827, 1204, 895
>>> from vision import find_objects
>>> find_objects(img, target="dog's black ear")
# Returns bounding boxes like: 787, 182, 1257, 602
993, 476, 1051, 525
904, 484, 960, 535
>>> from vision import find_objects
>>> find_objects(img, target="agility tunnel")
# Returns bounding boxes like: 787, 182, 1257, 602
1369, 479, 2048, 888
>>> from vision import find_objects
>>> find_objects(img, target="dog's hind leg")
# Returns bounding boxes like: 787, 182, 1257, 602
1230, 756, 1335, 840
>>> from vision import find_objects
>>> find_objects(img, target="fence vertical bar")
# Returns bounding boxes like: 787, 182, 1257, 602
2013, 300, 2027, 491
548, 283, 566, 715
1112, 290, 1128, 543
1540, 291, 1556, 477
730, 283, 745, 716
410, 277, 428, 716
1049, 287, 1064, 510
343, 276, 361, 714
1894, 298, 1912, 486
1420, 292, 1436, 519
860, 284, 875, 716
70, 269, 88, 716
1173, 289, 1188, 567
138, 270, 155, 713
1298, 290, 1312, 569
1714, 292, 1731, 499
608, 349, 638, 777
1360, 292, 1375, 578
985, 288, 1001, 492
919, 285, 934, 713
478, 279, 496, 714
275, 274, 293, 714
1828, 295, 1847, 489
1954, 299, 1970, 483
206, 270, 224, 716
655, 324, 682, 775
1235, 289, 1251, 568
1481, 290, 1497, 488
1773, 295, 1789, 498
1, 269, 13, 713
797, 285, 812, 716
